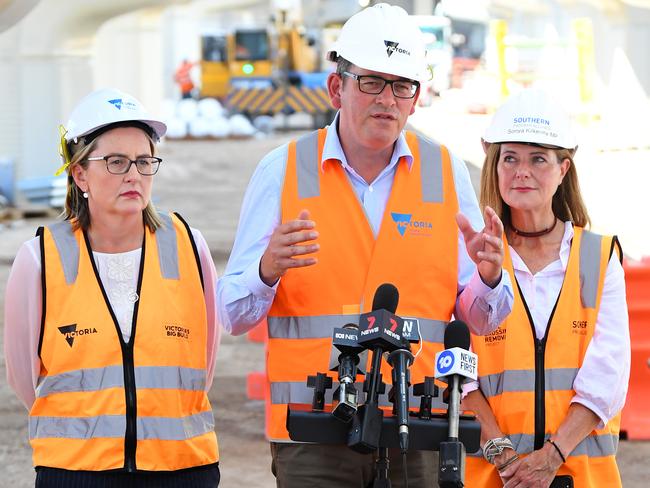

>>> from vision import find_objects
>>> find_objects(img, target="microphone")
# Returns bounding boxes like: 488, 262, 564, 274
358, 283, 404, 352
330, 323, 365, 422
387, 347, 414, 454
348, 283, 404, 454
434, 320, 477, 440
436, 320, 477, 487
372, 282, 399, 313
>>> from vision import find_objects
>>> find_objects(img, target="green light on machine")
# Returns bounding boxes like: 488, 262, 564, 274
242, 63, 254, 75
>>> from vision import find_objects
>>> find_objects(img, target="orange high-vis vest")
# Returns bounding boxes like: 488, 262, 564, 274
266, 128, 460, 440
31, 213, 218, 471
466, 227, 623, 487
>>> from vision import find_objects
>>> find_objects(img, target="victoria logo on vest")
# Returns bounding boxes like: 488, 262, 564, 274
391, 212, 433, 237
58, 323, 99, 348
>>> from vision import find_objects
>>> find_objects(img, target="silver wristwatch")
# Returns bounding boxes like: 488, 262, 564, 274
482, 436, 515, 464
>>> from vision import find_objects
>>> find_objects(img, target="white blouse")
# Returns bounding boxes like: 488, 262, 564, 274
465, 222, 630, 429
93, 248, 141, 343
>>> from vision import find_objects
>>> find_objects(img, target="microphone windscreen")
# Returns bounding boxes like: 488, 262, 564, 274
371, 283, 399, 313
444, 320, 470, 350
342, 323, 359, 331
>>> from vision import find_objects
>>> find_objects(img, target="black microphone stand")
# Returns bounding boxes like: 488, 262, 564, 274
348, 343, 385, 455
373, 447, 392, 488
367, 346, 391, 488
354, 344, 396, 488
438, 375, 465, 487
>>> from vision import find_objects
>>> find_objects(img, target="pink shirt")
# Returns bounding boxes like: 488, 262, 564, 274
4, 227, 221, 410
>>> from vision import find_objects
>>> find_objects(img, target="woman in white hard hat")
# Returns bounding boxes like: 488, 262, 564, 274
4, 88, 221, 487
462, 88, 629, 487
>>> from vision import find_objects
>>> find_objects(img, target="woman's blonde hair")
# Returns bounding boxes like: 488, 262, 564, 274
62, 126, 162, 232
479, 142, 590, 228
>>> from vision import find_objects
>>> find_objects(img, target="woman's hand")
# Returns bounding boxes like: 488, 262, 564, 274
500, 442, 563, 488
492, 450, 521, 485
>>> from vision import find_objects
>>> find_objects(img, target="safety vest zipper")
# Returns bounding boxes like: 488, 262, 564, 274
534, 338, 546, 450
84, 230, 145, 472
122, 236, 145, 472
515, 274, 562, 451
122, 345, 137, 472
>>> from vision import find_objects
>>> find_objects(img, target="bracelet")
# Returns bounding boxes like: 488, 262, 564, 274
483, 436, 515, 464
546, 438, 567, 463
496, 453, 519, 472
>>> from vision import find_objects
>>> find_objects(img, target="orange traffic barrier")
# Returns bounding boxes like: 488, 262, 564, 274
621, 259, 650, 439
246, 371, 268, 401
246, 318, 268, 401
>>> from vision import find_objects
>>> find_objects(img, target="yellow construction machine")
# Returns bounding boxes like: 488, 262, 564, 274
199, 19, 331, 122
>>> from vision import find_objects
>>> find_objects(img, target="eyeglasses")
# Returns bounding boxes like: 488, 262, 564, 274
342, 71, 420, 99
86, 156, 162, 175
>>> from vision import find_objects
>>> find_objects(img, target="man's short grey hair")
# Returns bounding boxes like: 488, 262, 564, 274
335, 56, 353, 75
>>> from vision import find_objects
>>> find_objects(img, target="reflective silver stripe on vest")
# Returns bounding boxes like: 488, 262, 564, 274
580, 230, 602, 308
479, 368, 578, 398
295, 130, 320, 199
29, 410, 215, 441
468, 432, 618, 458
269, 380, 446, 411
137, 410, 215, 441
47, 213, 181, 283
36, 365, 124, 398
268, 315, 446, 343
293, 131, 444, 204
135, 366, 206, 391
48, 221, 79, 285
156, 213, 180, 280
36, 365, 206, 398
30, 414, 125, 439
416, 135, 444, 203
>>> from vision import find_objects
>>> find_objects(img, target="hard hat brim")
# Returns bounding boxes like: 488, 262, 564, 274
70, 119, 167, 143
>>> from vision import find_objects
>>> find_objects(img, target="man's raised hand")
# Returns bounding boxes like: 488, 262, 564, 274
259, 209, 319, 286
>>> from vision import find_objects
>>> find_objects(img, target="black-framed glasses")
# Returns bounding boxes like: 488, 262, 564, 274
86, 156, 162, 175
342, 71, 420, 99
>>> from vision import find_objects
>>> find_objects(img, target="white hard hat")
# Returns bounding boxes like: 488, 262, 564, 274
65, 88, 167, 143
55, 88, 167, 176
483, 88, 577, 150
327, 3, 428, 82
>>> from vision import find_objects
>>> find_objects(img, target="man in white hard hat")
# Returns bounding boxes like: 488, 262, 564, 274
218, 4, 513, 486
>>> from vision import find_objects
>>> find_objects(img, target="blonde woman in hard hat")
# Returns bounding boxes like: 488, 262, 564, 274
462, 88, 629, 488
3, 88, 221, 487
218, 3, 514, 487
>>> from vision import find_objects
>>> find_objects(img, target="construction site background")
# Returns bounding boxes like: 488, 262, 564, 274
1, 0, 649, 486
